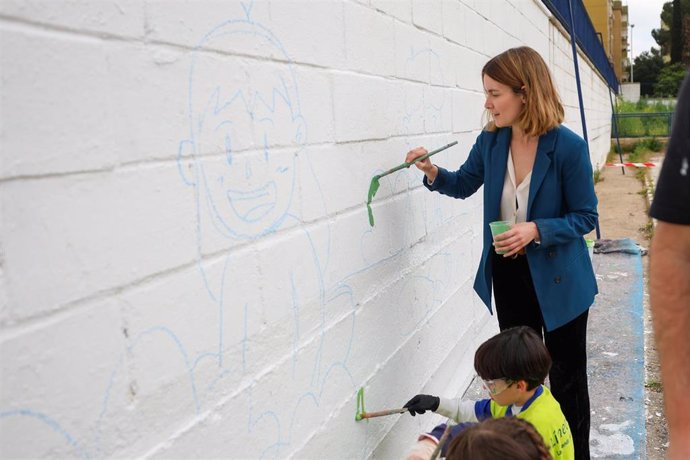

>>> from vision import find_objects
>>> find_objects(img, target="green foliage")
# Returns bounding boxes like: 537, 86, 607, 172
645, 380, 663, 392
632, 50, 665, 96
652, 0, 689, 64
628, 138, 662, 163
614, 98, 676, 137
593, 168, 602, 185
616, 100, 636, 112
629, 143, 649, 163
651, 3, 673, 56
639, 137, 663, 152
654, 63, 688, 96
617, 98, 675, 113
639, 219, 654, 240
614, 113, 673, 137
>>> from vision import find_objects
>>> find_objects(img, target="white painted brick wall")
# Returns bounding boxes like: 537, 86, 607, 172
0, 0, 612, 458
1, 27, 115, 177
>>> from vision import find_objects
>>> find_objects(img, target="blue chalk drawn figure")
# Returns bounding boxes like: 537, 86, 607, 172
0, 4, 360, 459
0, 409, 88, 459
175, 12, 357, 458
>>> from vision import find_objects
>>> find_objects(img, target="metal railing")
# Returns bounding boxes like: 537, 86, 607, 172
612, 112, 674, 138
541, 0, 619, 92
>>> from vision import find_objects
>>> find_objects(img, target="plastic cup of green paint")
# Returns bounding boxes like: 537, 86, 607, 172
585, 238, 594, 260
489, 220, 512, 255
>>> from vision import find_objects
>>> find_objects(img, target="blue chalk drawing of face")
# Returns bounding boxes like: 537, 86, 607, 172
179, 20, 306, 240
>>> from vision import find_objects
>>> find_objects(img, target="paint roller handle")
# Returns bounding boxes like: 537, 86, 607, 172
358, 407, 408, 420
430, 422, 453, 460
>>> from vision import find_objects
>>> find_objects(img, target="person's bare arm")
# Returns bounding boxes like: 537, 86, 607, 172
650, 221, 690, 459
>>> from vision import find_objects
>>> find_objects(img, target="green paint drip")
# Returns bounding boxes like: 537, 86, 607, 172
366, 175, 381, 227
355, 387, 366, 422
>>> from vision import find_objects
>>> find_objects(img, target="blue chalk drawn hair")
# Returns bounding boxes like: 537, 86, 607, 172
178, 18, 307, 240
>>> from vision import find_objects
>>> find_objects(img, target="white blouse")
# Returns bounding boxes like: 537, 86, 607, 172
500, 149, 532, 224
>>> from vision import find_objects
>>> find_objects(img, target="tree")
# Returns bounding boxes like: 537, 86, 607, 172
652, 0, 689, 64
632, 49, 665, 96
652, 2, 674, 57
671, 0, 684, 63
654, 63, 687, 96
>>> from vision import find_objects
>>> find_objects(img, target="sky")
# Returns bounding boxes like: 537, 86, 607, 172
626, 0, 668, 59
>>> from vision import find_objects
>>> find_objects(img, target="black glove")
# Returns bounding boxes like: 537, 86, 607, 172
403, 394, 440, 416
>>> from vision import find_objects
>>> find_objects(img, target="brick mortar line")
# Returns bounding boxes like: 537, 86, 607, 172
0, 130, 475, 184
0, 201, 473, 340
0, 12, 483, 90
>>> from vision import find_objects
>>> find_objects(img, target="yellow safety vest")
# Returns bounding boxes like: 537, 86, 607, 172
490, 385, 574, 460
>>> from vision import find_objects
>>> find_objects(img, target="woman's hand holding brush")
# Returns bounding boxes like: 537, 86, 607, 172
405, 147, 439, 183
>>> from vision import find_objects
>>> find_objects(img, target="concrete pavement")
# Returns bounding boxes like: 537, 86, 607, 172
588, 248, 646, 458
459, 246, 648, 459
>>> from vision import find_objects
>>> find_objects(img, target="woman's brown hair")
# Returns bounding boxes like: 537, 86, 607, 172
482, 46, 564, 136
446, 417, 553, 460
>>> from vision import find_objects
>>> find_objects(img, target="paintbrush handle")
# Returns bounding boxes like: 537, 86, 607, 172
430, 422, 453, 460
409, 140, 459, 166
378, 140, 459, 178
360, 408, 408, 419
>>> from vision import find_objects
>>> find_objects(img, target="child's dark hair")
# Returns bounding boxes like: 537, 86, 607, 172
474, 326, 551, 390
446, 417, 553, 460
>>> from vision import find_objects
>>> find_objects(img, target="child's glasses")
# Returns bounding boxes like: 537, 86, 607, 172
481, 378, 515, 396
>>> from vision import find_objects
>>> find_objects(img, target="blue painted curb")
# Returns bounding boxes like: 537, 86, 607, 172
588, 249, 646, 459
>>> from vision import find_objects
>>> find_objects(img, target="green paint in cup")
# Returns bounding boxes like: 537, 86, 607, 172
585, 238, 594, 260
489, 220, 512, 255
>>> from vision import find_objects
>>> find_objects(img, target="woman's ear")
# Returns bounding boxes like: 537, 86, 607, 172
520, 85, 527, 103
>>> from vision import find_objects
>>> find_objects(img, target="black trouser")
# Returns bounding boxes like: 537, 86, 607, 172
492, 251, 591, 460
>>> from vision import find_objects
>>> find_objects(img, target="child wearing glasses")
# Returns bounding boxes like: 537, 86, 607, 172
402, 326, 573, 460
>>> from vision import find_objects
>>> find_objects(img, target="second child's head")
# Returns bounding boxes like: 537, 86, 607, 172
446, 417, 553, 460
474, 326, 551, 403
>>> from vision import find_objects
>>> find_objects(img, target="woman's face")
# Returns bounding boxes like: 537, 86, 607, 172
483, 74, 525, 128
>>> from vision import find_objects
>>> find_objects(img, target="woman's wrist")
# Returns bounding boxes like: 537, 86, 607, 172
531, 222, 541, 244
425, 165, 439, 184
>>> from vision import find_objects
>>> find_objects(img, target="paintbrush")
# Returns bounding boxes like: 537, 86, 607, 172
430, 422, 453, 460
366, 140, 458, 227
355, 407, 408, 421
355, 387, 408, 422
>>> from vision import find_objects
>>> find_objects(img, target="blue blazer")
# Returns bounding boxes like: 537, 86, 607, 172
425, 125, 598, 331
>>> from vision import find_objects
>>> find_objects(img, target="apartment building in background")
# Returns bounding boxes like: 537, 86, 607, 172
584, 0, 630, 82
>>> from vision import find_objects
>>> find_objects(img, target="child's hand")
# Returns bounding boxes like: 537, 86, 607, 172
405, 438, 437, 460
403, 394, 440, 416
